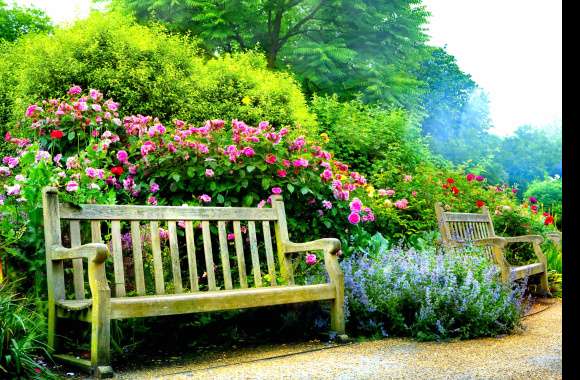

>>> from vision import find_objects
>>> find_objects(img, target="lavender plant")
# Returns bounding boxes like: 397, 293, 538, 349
342, 233, 527, 341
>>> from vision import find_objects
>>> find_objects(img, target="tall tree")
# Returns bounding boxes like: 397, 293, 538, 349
0, 1, 52, 42
111, 0, 430, 107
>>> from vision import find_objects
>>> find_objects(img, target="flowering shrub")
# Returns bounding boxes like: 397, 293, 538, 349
0, 87, 374, 286
342, 233, 527, 341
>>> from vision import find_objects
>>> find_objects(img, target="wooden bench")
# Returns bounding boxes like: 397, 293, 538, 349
42, 187, 345, 378
434, 202, 549, 295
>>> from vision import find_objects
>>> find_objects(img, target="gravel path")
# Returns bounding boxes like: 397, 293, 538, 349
112, 298, 561, 380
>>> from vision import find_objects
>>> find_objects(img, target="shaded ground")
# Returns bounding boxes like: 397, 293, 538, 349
56, 298, 561, 379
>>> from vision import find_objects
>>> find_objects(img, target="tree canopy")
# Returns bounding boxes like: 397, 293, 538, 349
0, 0, 52, 42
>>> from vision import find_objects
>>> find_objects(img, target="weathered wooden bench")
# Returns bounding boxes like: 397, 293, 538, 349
434, 202, 549, 294
42, 187, 345, 378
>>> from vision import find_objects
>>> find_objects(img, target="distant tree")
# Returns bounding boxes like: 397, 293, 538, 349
0, 0, 52, 42
110, 0, 430, 108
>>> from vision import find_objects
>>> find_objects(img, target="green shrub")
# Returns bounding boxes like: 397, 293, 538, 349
0, 281, 56, 379
342, 233, 526, 341
524, 176, 562, 223
0, 12, 317, 141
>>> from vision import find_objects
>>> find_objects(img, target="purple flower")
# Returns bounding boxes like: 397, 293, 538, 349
0, 167, 10, 176
205, 169, 214, 177
150, 182, 160, 193
85, 167, 98, 178
349, 198, 363, 213
199, 194, 211, 203
322, 200, 332, 209
272, 187, 282, 194
35, 150, 51, 163
2, 156, 19, 168
5, 184, 21, 196
147, 196, 157, 205
68, 85, 82, 95
529, 197, 538, 204
475, 175, 485, 182
242, 147, 255, 157
117, 150, 128, 164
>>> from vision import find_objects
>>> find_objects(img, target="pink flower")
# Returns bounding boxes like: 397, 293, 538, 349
205, 168, 214, 177
68, 85, 82, 95
150, 183, 160, 193
199, 194, 212, 203
25, 104, 41, 117
349, 198, 363, 213
322, 200, 332, 209
5, 184, 21, 195
475, 175, 485, 182
242, 147, 255, 157
265, 154, 277, 164
105, 100, 119, 111
292, 158, 308, 168
117, 150, 128, 164
348, 212, 361, 225
227, 233, 235, 241
66, 181, 79, 192
394, 199, 409, 209
466, 173, 476, 181
257, 200, 266, 208
512, 188, 518, 194
85, 167, 98, 178
147, 196, 157, 205
0, 167, 10, 176
306, 253, 317, 265
140, 141, 156, 157
277, 169, 287, 178
403, 175, 412, 182
159, 228, 169, 240
2, 156, 19, 168
272, 187, 282, 194
321, 169, 333, 181
411, 191, 418, 197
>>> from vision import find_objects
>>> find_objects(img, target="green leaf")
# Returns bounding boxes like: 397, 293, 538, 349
187, 167, 196, 178
217, 194, 225, 204
300, 186, 310, 195
67, 131, 75, 141
287, 184, 295, 193
246, 165, 255, 173
171, 173, 181, 182
243, 194, 254, 207
261, 177, 271, 190
209, 182, 217, 191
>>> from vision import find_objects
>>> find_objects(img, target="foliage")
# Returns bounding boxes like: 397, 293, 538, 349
0, 1, 52, 42
310, 94, 428, 176
523, 176, 562, 219
0, 12, 317, 144
0, 87, 374, 291
342, 233, 526, 341
0, 281, 56, 379
110, 0, 430, 107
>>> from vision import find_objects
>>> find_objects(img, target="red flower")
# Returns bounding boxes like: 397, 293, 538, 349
544, 215, 554, 225
451, 186, 460, 195
476, 200, 485, 208
446, 178, 455, 184
442, 184, 449, 189
466, 173, 475, 182
111, 166, 124, 176
50, 130, 64, 140
543, 212, 550, 217
531, 205, 538, 214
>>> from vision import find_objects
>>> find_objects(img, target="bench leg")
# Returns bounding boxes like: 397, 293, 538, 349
47, 304, 58, 353
91, 305, 112, 378
537, 271, 550, 297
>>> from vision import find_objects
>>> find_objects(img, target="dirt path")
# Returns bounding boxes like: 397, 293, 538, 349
111, 299, 561, 379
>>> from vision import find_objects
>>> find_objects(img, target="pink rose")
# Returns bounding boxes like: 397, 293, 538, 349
272, 187, 282, 194
348, 212, 361, 225
349, 198, 363, 213
306, 253, 317, 265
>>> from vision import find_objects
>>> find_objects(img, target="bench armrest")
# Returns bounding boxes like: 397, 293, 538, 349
284, 238, 341, 255
51, 243, 110, 263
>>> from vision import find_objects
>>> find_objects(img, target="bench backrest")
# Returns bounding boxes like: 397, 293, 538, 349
43, 188, 296, 301
434, 202, 496, 257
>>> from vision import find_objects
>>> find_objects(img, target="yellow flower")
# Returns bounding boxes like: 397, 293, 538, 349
384, 199, 392, 208
366, 184, 375, 197
242, 96, 251, 105
320, 132, 330, 143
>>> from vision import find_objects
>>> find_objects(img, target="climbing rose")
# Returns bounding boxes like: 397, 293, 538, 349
348, 212, 361, 225
66, 181, 79, 192
111, 166, 124, 176
199, 194, 211, 203
271, 187, 282, 194
476, 200, 485, 208
466, 173, 475, 181
50, 130, 64, 140
349, 198, 363, 213
529, 197, 538, 204
306, 254, 317, 265
117, 150, 128, 163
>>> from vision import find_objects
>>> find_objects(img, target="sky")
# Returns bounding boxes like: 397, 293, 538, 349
11, 0, 562, 137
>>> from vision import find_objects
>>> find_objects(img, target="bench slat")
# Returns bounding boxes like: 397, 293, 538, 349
150, 221, 165, 294
233, 221, 248, 289
262, 221, 276, 287
218, 221, 233, 290
185, 221, 199, 292
111, 221, 126, 297
109, 284, 336, 319
130, 221, 146, 296
168, 221, 183, 293
248, 221, 262, 287
202, 221, 217, 291
59, 204, 278, 221
91, 221, 102, 243
443, 212, 489, 222
69, 220, 85, 300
